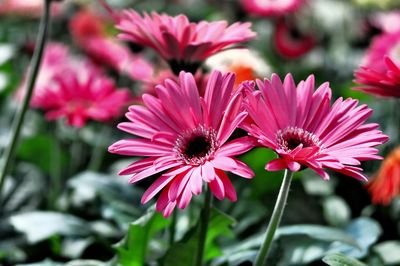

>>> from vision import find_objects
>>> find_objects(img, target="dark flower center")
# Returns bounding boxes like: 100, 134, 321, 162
276, 126, 320, 152
184, 135, 211, 159
174, 125, 218, 165
168, 60, 201, 75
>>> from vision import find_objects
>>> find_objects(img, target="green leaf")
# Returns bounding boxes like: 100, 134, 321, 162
68, 171, 144, 226
163, 208, 235, 266
114, 209, 170, 266
16, 259, 107, 266
373, 241, 400, 265
323, 196, 351, 227
17, 134, 68, 174
16, 259, 63, 266
301, 169, 336, 196
322, 253, 367, 266
276, 225, 359, 248
338, 217, 382, 258
9, 211, 91, 243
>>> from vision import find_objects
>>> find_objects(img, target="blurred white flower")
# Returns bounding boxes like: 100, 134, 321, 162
205, 48, 271, 86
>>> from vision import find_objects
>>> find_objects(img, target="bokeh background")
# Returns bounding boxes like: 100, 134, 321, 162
0, 0, 399, 265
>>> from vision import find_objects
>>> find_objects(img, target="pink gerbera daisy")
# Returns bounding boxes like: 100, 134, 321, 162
354, 56, 400, 98
108, 71, 255, 217
243, 74, 388, 180
32, 65, 132, 128
240, 0, 305, 17
15, 43, 76, 102
116, 11, 256, 74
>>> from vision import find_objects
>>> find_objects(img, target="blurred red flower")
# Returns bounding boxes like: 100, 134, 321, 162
273, 19, 316, 59
368, 146, 400, 205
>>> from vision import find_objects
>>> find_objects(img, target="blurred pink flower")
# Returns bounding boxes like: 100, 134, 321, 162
15, 43, 77, 102
108, 71, 255, 217
243, 74, 388, 180
70, 9, 153, 81
273, 19, 316, 59
116, 11, 256, 74
240, 0, 305, 17
362, 31, 400, 72
0, 0, 64, 17
32, 64, 131, 128
354, 57, 400, 98
370, 11, 400, 33
354, 29, 400, 97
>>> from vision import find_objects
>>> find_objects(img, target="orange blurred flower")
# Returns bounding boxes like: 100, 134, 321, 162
367, 146, 400, 205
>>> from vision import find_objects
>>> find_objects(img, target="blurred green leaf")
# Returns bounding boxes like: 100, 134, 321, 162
214, 217, 380, 266
68, 171, 142, 207
114, 209, 170, 266
68, 171, 144, 226
9, 211, 91, 243
16, 259, 107, 266
164, 208, 235, 266
61, 237, 94, 259
322, 253, 367, 266
301, 169, 336, 196
276, 225, 359, 248
323, 196, 351, 227
17, 134, 68, 174
16, 259, 63, 266
373, 241, 400, 265
240, 148, 282, 196
336, 217, 382, 258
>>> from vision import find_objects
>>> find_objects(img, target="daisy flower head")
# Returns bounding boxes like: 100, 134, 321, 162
240, 0, 305, 17
367, 146, 400, 205
116, 11, 256, 75
15, 42, 73, 102
108, 70, 256, 217
353, 30, 400, 98
243, 74, 388, 181
32, 63, 132, 128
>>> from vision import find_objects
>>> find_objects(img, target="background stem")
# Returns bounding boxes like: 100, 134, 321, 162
254, 169, 293, 266
0, 0, 51, 208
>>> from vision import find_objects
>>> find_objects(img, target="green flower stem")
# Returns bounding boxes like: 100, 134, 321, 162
88, 124, 111, 171
48, 122, 62, 210
254, 169, 294, 266
169, 209, 177, 245
194, 188, 212, 266
0, 0, 52, 207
